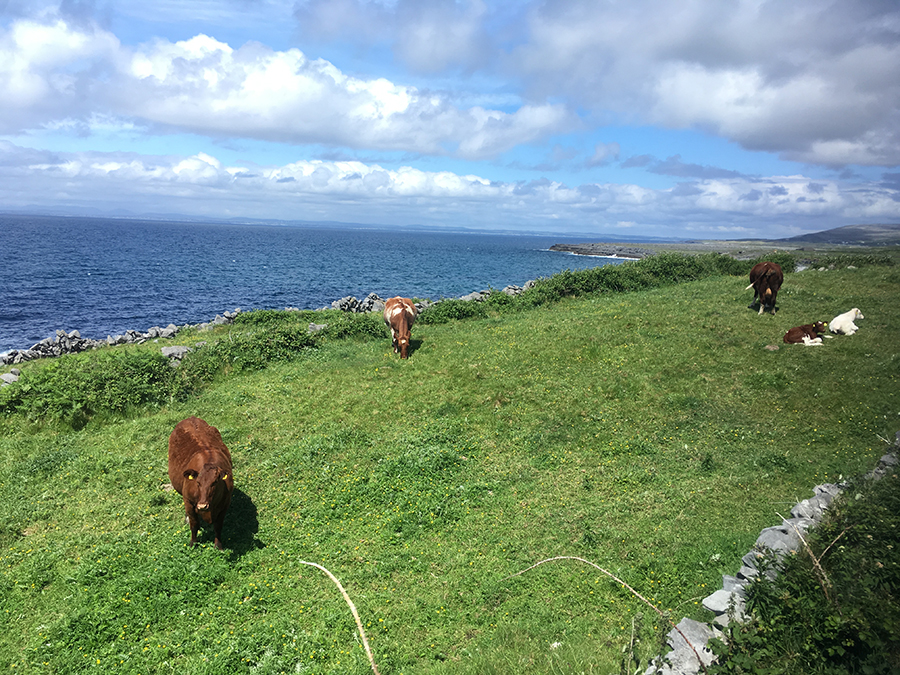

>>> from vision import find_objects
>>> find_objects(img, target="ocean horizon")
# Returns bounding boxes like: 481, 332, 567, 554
0, 214, 626, 354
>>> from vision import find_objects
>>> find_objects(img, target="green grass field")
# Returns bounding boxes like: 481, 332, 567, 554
1, 260, 898, 674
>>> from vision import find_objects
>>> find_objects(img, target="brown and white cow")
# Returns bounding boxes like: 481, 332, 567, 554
383, 296, 418, 359
783, 321, 828, 346
168, 417, 234, 549
746, 261, 784, 315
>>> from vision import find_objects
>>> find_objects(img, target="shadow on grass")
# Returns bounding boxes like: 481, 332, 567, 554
408, 338, 423, 358
225, 487, 262, 556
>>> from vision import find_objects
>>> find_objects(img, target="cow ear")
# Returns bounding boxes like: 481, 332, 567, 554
184, 470, 198, 480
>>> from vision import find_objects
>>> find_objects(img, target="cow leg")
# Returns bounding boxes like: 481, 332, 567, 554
213, 512, 226, 550
185, 505, 200, 547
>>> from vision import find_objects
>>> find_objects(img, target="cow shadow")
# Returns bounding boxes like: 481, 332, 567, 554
747, 301, 779, 314
223, 488, 263, 556
408, 338, 423, 357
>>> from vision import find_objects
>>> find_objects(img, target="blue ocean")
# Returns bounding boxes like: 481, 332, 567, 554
0, 214, 624, 354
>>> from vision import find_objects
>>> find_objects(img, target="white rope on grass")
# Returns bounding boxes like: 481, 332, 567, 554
299, 560, 381, 675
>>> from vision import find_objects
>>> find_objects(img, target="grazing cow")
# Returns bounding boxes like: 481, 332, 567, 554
829, 308, 864, 335
746, 262, 784, 315
783, 321, 828, 346
168, 417, 234, 549
383, 296, 418, 359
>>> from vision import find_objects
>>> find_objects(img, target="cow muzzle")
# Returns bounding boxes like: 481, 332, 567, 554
197, 502, 210, 512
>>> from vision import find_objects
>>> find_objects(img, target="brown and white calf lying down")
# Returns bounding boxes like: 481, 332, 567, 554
783, 321, 829, 346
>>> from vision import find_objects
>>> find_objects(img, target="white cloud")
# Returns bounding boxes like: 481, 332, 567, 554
1, 141, 896, 237
2, 1, 898, 237
294, 0, 493, 73
588, 142, 620, 167
511, 0, 900, 167
0, 17, 571, 158
0, 18, 120, 132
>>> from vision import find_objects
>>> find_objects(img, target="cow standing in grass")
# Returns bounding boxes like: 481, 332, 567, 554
746, 262, 784, 315
383, 296, 417, 359
168, 417, 234, 549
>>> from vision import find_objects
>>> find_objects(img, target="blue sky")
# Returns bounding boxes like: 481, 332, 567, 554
1, 0, 898, 239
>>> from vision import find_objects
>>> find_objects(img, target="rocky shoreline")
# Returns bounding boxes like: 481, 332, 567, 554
548, 243, 656, 258
0, 310, 242, 368
0, 282, 534, 372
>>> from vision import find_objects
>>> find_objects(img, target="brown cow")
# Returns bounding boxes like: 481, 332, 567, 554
383, 296, 418, 359
783, 321, 828, 346
168, 417, 234, 549
746, 261, 784, 315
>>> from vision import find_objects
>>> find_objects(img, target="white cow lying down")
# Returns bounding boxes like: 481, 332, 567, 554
829, 308, 864, 335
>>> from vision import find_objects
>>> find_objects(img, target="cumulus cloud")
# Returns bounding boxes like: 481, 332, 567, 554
0, 17, 120, 132
2, 2, 898, 238
587, 142, 620, 167
646, 155, 745, 180
0, 16, 572, 158
293, 0, 493, 74
510, 0, 900, 167
1, 141, 897, 237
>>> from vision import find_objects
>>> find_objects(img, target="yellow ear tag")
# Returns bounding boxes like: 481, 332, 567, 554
188, 475, 194, 480
224, 474, 229, 480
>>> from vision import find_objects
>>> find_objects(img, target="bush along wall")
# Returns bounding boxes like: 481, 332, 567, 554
645, 435, 900, 675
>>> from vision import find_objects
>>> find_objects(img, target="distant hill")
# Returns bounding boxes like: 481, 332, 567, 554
775, 223, 900, 245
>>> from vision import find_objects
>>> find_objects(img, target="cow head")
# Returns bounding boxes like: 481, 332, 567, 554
398, 335, 410, 359
184, 464, 229, 522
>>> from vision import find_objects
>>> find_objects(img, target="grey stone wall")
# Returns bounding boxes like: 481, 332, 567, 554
645, 438, 900, 675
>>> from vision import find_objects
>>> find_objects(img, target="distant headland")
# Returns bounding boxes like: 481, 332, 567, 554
548, 243, 655, 258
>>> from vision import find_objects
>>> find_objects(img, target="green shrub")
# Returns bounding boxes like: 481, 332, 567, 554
0, 325, 322, 426
418, 298, 489, 324
814, 254, 895, 269
233, 308, 327, 327
236, 307, 388, 340
318, 311, 387, 340
709, 469, 900, 674
747, 251, 797, 274
176, 324, 321, 392
482, 288, 517, 312
232, 309, 298, 326
518, 252, 750, 307
705, 253, 754, 276
0, 351, 175, 428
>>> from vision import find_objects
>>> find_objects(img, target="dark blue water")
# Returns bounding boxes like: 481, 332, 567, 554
0, 214, 624, 354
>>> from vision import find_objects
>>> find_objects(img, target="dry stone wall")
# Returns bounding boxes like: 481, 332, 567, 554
645, 437, 900, 675
1, 279, 536, 377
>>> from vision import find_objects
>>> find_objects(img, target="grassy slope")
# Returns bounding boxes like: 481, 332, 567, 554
1, 264, 898, 674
